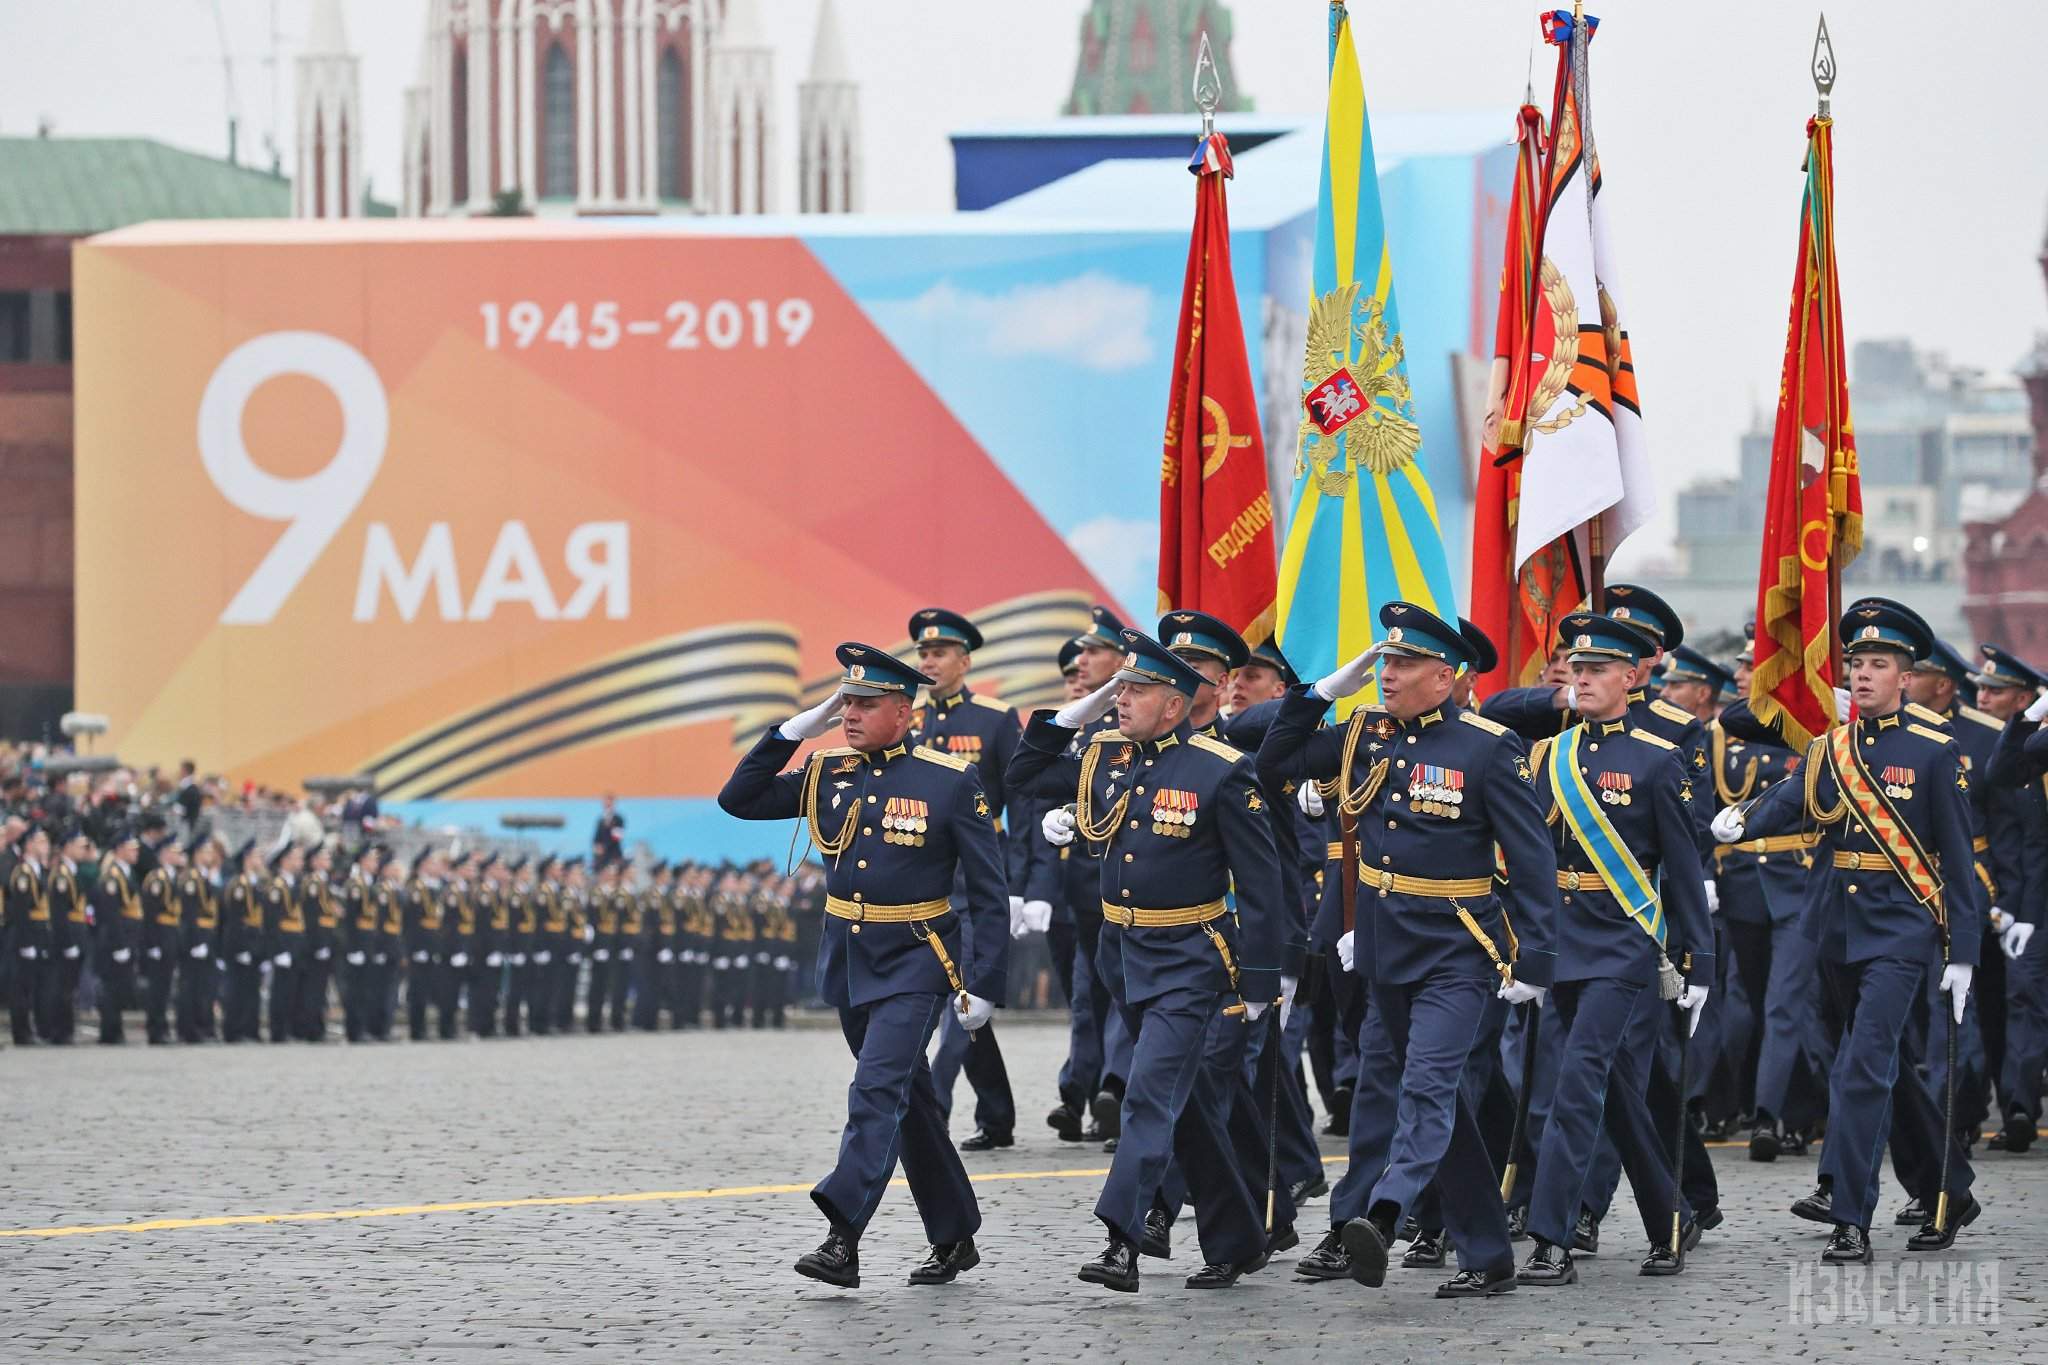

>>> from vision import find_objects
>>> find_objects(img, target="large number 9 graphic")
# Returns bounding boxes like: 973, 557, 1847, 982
197, 332, 388, 625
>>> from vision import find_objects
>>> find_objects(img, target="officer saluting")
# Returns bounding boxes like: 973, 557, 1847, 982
1260, 602, 1557, 1297
1718, 598, 1983, 1262
1518, 611, 1714, 1285
719, 643, 1006, 1290
1036, 629, 1287, 1292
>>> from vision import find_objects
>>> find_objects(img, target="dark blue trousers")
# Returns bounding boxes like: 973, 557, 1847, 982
814, 992, 978, 1244
1329, 992, 1399, 1228
1529, 977, 1687, 1250
1723, 913, 1822, 1122
1818, 955, 1974, 1231
1095, 987, 1263, 1267
2003, 929, 2048, 1120
1362, 973, 1513, 1273
1245, 1006, 1325, 1192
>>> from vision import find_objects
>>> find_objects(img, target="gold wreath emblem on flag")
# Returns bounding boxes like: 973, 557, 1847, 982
1296, 281, 1422, 494
1526, 257, 1585, 435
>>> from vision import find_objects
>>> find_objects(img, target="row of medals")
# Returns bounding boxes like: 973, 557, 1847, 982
881, 814, 927, 847
1151, 806, 1197, 838
1411, 783, 1463, 820
1598, 789, 1634, 807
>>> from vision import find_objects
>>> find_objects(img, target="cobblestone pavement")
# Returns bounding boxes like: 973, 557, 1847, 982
3, 1020, 2037, 1360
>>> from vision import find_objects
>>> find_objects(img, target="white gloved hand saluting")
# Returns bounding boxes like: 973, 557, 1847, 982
1021, 900, 1053, 934
1940, 963, 1973, 1023
1313, 648, 1378, 703
2027, 691, 2048, 723
1335, 930, 1355, 974
1834, 686, 1853, 719
1677, 983, 1710, 1037
1554, 685, 1579, 712
778, 688, 849, 742
1054, 679, 1121, 730
1297, 782, 1325, 818
2004, 922, 2035, 962
1710, 806, 1746, 845
1042, 806, 1077, 848
956, 993, 996, 1031
1498, 980, 1546, 1007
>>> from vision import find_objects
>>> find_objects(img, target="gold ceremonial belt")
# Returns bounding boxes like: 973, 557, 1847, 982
1713, 833, 1820, 862
1972, 836, 1990, 853
1359, 868, 1495, 899
1100, 898, 1228, 929
1556, 868, 1618, 895
1833, 851, 1900, 873
825, 895, 950, 924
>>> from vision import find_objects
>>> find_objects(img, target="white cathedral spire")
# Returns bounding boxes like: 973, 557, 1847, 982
294, 0, 363, 218
799, 0, 860, 213
710, 0, 776, 214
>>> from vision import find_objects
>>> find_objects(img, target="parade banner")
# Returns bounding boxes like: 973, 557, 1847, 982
1511, 10, 1655, 578
1751, 116, 1863, 747
1156, 130, 1277, 645
1274, 1, 1459, 713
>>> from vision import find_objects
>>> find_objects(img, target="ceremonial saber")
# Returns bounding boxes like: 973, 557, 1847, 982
1265, 1000, 1284, 1235
1670, 993, 1690, 1260
1499, 1000, 1539, 1202
1936, 921, 1956, 1234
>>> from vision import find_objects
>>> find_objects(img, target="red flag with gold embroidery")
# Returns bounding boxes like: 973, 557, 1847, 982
1157, 132, 1277, 647
1751, 116, 1864, 748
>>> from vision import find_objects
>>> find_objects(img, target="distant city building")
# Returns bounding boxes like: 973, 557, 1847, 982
348, 0, 858, 221
294, 0, 364, 219
1064, 0, 1250, 116
1964, 218, 2048, 657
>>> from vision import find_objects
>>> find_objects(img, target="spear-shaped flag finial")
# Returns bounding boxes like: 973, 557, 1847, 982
1812, 13, 1837, 117
1193, 29, 1221, 138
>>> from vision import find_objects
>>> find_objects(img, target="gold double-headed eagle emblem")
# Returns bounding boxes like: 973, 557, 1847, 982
1295, 282, 1422, 495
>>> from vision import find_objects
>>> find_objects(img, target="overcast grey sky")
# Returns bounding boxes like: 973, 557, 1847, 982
6, 0, 2045, 567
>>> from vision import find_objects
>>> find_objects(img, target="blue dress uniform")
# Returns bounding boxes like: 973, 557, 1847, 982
1980, 646, 2048, 1143
1021, 630, 1286, 1290
1704, 693, 1826, 1152
1257, 603, 1557, 1294
909, 607, 1022, 1148
1737, 600, 1983, 1260
718, 643, 1006, 1288
1518, 613, 1714, 1284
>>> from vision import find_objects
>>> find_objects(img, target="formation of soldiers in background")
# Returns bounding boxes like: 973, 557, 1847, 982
3, 823, 825, 1045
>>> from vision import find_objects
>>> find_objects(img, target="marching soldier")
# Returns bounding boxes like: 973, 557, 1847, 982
175, 833, 223, 1043
300, 842, 340, 1042
442, 853, 479, 1040
473, 854, 508, 1038
1515, 611, 1715, 1285
6, 825, 51, 1044
585, 858, 619, 1032
374, 849, 407, 1041
1979, 647, 2048, 1149
140, 838, 183, 1044
221, 839, 265, 1042
610, 861, 640, 1032
93, 827, 145, 1045
712, 869, 755, 1029
262, 842, 306, 1045
1260, 603, 1556, 1297
718, 641, 1006, 1289
527, 858, 560, 1036
47, 827, 93, 1043
647, 861, 679, 1029
1716, 598, 1982, 1262
1033, 630, 1286, 1291
404, 847, 446, 1041
552, 857, 587, 1033
502, 858, 536, 1038
339, 845, 381, 1042
677, 864, 712, 1028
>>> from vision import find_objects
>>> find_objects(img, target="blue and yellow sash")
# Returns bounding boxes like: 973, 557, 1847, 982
1548, 725, 1665, 948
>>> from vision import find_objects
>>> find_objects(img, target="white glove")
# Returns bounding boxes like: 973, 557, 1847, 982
1313, 647, 1378, 702
1940, 963, 1973, 1023
1498, 980, 1546, 1007
236, 951, 253, 966
1559, 685, 1579, 712
1703, 880, 1720, 915
658, 948, 674, 964
1053, 678, 1120, 729
1834, 685, 1853, 718
486, 951, 503, 968
1335, 930, 1355, 973
1677, 983, 1710, 1037
2004, 922, 2035, 961
534, 950, 552, 965
345, 951, 366, 966
271, 951, 290, 969
411, 950, 429, 964
775, 956, 793, 971
1244, 1000, 1269, 1022
1021, 900, 1053, 933
511, 954, 526, 966
110, 946, 132, 964
1990, 907, 2013, 935
16, 946, 35, 960
713, 956, 731, 970
1008, 896, 1028, 939
593, 948, 610, 962
451, 951, 470, 969
63, 944, 81, 960
568, 952, 583, 964
147, 946, 163, 960
1710, 806, 1746, 845
1279, 974, 1298, 1029
620, 948, 634, 961
778, 688, 849, 741
190, 942, 210, 960
735, 953, 752, 968
1297, 783, 1325, 818
956, 993, 996, 1030
583, 925, 596, 944
314, 947, 330, 961
1042, 806, 1077, 848
2027, 691, 2048, 722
